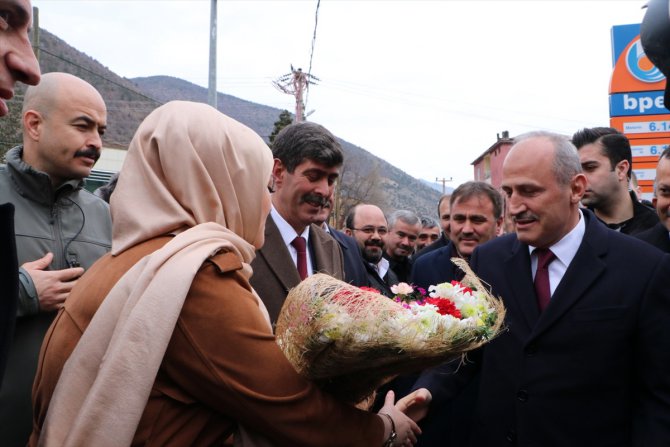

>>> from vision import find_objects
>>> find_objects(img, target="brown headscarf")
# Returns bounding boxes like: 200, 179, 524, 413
39, 101, 273, 447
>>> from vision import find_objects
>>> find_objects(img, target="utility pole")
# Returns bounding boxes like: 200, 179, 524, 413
32, 6, 39, 63
273, 66, 319, 122
207, 0, 217, 108
436, 176, 453, 194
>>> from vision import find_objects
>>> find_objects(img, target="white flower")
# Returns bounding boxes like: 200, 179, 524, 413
429, 282, 457, 299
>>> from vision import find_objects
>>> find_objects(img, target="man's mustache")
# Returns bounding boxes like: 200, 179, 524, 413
365, 239, 383, 248
512, 211, 539, 222
300, 193, 329, 207
74, 148, 100, 161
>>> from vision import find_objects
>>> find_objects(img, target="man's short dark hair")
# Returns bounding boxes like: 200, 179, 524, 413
272, 122, 344, 172
571, 127, 633, 180
661, 146, 670, 160
420, 216, 439, 229
450, 181, 503, 219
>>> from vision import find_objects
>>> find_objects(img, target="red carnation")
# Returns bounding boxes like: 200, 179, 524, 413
425, 297, 462, 318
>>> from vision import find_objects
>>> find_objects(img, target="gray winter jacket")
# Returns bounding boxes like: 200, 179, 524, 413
0, 146, 112, 316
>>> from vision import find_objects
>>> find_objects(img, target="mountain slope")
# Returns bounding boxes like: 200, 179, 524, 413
0, 28, 441, 219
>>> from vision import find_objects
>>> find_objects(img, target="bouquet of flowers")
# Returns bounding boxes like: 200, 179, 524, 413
275, 258, 506, 403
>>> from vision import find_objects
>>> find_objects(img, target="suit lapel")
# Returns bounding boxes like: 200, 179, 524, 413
311, 224, 343, 278
259, 216, 300, 290
441, 243, 457, 282
529, 212, 608, 340
503, 239, 539, 332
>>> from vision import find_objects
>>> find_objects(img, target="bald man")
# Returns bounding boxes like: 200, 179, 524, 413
0, 72, 111, 446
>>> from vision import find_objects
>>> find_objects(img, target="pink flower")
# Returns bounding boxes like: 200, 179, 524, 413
391, 282, 414, 295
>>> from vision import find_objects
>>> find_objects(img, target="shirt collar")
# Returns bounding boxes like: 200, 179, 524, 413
528, 208, 585, 267
271, 206, 311, 247
375, 257, 390, 279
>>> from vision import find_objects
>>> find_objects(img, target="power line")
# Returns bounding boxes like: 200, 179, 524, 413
37, 46, 163, 105
305, 0, 321, 109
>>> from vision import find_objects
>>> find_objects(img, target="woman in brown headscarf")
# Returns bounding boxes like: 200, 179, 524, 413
29, 101, 424, 447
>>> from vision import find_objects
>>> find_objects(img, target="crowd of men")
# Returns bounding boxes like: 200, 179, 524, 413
1, 0, 670, 446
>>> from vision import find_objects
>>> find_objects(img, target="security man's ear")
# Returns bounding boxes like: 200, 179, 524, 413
22, 110, 43, 141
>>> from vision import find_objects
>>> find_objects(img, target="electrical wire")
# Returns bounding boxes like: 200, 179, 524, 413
304, 0, 320, 111
61, 195, 85, 269
38, 46, 163, 105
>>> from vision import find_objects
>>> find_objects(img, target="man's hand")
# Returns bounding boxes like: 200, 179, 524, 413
22, 252, 84, 312
395, 388, 432, 423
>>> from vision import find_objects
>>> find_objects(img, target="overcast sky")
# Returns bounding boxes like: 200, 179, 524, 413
32, 0, 648, 188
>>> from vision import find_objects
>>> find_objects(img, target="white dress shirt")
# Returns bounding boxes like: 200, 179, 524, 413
271, 206, 315, 277
529, 209, 586, 297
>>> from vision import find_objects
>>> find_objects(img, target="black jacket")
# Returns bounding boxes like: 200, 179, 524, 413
416, 210, 670, 446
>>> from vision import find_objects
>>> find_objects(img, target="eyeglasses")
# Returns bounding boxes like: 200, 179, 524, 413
350, 226, 388, 236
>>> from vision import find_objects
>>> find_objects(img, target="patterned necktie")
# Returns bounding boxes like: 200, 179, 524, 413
291, 236, 308, 280
534, 248, 556, 312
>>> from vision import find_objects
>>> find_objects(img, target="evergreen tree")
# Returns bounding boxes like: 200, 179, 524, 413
268, 110, 294, 147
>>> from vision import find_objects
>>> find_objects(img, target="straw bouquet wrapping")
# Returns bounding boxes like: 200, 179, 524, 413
275, 258, 506, 403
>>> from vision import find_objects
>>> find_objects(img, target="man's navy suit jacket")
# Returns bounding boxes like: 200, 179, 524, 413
328, 226, 369, 287
635, 221, 670, 253
415, 210, 670, 446
411, 240, 459, 290
410, 240, 478, 447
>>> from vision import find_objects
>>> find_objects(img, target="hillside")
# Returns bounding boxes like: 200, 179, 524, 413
0, 28, 441, 219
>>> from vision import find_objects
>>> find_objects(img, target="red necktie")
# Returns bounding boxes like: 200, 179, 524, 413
534, 248, 556, 312
291, 236, 308, 280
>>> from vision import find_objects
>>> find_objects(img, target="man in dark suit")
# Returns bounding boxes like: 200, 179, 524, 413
410, 181, 502, 447
415, 131, 670, 446
344, 203, 399, 297
636, 147, 670, 253
251, 122, 345, 325
412, 182, 503, 290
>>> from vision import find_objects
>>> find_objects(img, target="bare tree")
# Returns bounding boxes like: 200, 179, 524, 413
332, 153, 386, 228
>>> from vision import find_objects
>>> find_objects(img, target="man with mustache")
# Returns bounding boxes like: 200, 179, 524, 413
572, 127, 658, 235
409, 181, 502, 447
636, 147, 670, 252
382, 210, 421, 283
415, 131, 670, 446
0, 72, 111, 446
251, 121, 345, 325
415, 217, 441, 253
345, 203, 399, 297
